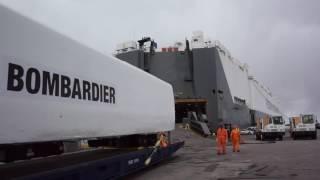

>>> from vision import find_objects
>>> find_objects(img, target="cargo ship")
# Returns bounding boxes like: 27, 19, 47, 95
115, 31, 283, 130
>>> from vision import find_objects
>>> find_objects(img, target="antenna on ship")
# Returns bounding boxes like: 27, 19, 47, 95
138, 37, 151, 49
137, 37, 157, 54
185, 38, 190, 52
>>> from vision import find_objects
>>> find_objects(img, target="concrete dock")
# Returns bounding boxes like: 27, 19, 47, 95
126, 126, 320, 180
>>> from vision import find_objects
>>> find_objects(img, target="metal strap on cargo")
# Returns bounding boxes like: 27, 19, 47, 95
175, 98, 207, 104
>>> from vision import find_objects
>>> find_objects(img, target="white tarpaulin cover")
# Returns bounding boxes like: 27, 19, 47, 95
0, 5, 175, 144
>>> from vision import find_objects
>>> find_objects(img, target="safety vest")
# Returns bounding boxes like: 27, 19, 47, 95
217, 128, 228, 139
231, 128, 240, 140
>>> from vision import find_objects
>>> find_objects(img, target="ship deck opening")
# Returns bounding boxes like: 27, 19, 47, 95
175, 98, 207, 123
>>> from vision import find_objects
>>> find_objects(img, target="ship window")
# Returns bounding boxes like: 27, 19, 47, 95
212, 89, 216, 94
218, 90, 223, 94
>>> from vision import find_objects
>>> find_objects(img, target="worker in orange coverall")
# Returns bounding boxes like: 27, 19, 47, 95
230, 125, 241, 152
216, 124, 228, 155
159, 132, 168, 148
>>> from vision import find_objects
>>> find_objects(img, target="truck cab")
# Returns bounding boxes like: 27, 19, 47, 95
256, 115, 285, 141
290, 114, 317, 139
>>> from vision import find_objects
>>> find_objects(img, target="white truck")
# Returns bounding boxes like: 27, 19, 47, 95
256, 115, 285, 141
290, 114, 317, 140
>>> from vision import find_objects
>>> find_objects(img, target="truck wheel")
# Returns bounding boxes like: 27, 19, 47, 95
279, 136, 283, 141
256, 134, 260, 140
312, 132, 317, 140
293, 134, 296, 140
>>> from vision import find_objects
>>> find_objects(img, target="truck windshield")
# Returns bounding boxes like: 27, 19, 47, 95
272, 117, 283, 124
302, 115, 314, 124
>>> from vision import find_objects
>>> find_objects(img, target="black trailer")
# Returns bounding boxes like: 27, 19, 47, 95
0, 141, 184, 180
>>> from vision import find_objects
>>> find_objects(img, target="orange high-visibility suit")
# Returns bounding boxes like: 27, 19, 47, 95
216, 127, 228, 154
231, 128, 240, 152
159, 133, 168, 148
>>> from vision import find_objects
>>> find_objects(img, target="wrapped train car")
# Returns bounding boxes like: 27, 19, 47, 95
0, 5, 174, 161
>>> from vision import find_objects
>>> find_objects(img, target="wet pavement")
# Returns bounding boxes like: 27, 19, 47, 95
126, 126, 320, 180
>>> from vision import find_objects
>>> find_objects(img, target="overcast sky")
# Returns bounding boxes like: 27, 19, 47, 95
1, 0, 320, 118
